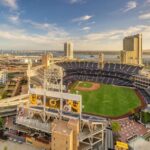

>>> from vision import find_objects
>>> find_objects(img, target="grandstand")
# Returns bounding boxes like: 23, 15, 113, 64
57, 61, 142, 87
56, 61, 150, 110
134, 70, 150, 104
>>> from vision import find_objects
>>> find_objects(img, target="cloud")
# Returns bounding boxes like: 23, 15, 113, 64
85, 31, 121, 41
72, 15, 93, 22
84, 25, 149, 41
146, 0, 150, 3
23, 20, 69, 38
8, 14, 20, 23
72, 25, 150, 50
123, 1, 137, 12
0, 23, 150, 50
87, 21, 96, 25
82, 26, 91, 31
0, 0, 18, 10
0, 23, 70, 50
139, 13, 150, 20
69, 0, 80, 4
69, 0, 87, 4
24, 20, 51, 30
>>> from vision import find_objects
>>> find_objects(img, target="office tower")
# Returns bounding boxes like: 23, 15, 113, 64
121, 34, 142, 65
64, 42, 74, 59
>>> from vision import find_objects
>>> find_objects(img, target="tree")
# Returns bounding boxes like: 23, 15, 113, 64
141, 111, 150, 124
111, 121, 121, 142
0, 117, 4, 128
111, 122, 121, 133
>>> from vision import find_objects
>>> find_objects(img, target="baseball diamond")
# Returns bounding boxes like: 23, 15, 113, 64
70, 81, 142, 118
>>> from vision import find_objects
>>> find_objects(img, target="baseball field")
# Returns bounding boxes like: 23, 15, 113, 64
70, 81, 141, 117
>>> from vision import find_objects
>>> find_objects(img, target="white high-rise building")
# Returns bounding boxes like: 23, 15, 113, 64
64, 42, 74, 59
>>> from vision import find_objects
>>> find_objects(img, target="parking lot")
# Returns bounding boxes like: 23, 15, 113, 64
0, 140, 41, 150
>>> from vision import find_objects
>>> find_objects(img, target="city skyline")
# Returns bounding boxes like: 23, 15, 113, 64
0, 0, 150, 50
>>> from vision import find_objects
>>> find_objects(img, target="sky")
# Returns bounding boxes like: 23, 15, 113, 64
0, 0, 150, 51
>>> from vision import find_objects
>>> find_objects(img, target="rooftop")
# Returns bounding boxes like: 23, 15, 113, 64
52, 120, 72, 136
129, 137, 150, 150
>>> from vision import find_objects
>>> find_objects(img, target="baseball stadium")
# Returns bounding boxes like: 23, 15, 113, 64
56, 60, 148, 118
28, 35, 150, 119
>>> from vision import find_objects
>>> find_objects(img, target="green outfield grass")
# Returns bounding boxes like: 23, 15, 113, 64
70, 81, 141, 117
